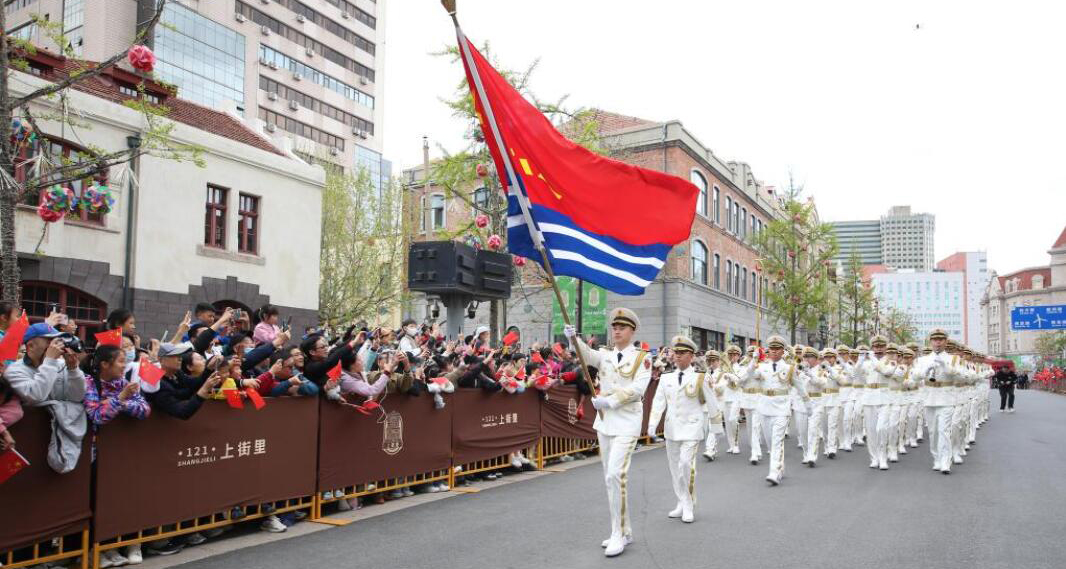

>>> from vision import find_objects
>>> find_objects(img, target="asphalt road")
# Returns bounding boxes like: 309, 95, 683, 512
172, 389, 1066, 569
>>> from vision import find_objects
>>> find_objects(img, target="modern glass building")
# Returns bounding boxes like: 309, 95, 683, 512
154, 2, 246, 109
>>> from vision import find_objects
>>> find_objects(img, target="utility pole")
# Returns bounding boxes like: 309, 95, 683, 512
423, 136, 433, 239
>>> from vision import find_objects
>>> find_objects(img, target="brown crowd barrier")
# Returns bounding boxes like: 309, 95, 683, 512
451, 389, 541, 477
315, 396, 452, 515
536, 385, 598, 468
91, 397, 318, 563
0, 408, 91, 569
641, 378, 666, 443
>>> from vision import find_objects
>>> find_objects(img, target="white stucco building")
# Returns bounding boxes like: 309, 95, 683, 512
9, 48, 325, 341
871, 270, 965, 344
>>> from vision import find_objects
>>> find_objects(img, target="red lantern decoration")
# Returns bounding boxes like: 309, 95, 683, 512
476, 163, 489, 178
37, 204, 64, 223
128, 44, 156, 73
487, 234, 502, 250
474, 214, 489, 228
514, 256, 526, 267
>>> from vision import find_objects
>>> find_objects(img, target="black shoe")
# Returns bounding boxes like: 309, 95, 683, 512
827, 452, 836, 459
146, 541, 184, 556
521, 463, 536, 471
261, 503, 276, 514
230, 506, 246, 520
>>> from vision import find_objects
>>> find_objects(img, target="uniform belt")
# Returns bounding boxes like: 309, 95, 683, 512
742, 388, 762, 394
926, 382, 952, 388
903, 387, 918, 391
808, 392, 822, 398
853, 385, 865, 389
865, 384, 883, 389
889, 387, 902, 391
824, 388, 839, 394
764, 389, 788, 397
839, 383, 851, 388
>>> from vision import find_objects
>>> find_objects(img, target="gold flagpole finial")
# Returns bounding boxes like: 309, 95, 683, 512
441, 0, 457, 16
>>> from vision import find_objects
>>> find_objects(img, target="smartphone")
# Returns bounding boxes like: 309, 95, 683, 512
49, 302, 59, 314
233, 309, 243, 320
283, 316, 292, 330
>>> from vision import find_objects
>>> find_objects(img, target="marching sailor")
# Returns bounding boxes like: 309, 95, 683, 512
736, 344, 765, 465
913, 329, 958, 474
565, 308, 652, 557
836, 345, 857, 452
800, 347, 826, 467
701, 350, 726, 461
745, 335, 807, 486
820, 347, 843, 459
716, 346, 744, 455
647, 336, 720, 523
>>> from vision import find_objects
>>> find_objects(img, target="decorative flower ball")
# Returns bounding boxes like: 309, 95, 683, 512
474, 214, 489, 228
787, 250, 795, 258
128, 44, 156, 73
43, 185, 76, 213
487, 234, 502, 250
476, 163, 489, 178
777, 270, 785, 279
10, 118, 29, 141
793, 213, 804, 223
513, 256, 526, 267
37, 204, 64, 223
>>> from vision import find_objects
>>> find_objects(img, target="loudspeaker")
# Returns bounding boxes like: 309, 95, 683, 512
408, 241, 478, 295
476, 249, 512, 299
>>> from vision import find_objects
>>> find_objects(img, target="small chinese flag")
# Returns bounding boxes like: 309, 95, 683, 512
326, 362, 342, 380
552, 343, 564, 356
94, 328, 123, 347
0, 311, 29, 361
137, 356, 164, 387
0, 448, 30, 485
502, 330, 519, 346
223, 389, 243, 409
530, 351, 544, 364
245, 388, 266, 410
641, 342, 650, 351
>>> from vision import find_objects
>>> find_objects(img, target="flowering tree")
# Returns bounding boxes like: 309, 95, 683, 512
0, 0, 203, 301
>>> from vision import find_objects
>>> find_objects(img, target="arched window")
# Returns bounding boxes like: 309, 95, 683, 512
20, 281, 107, 345
15, 137, 108, 225
712, 253, 720, 289
690, 170, 707, 217
725, 261, 733, 295
473, 186, 490, 211
691, 240, 707, 285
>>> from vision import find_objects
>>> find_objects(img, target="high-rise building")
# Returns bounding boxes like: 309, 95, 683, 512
936, 251, 989, 351
6, 0, 386, 176
871, 270, 965, 343
880, 206, 935, 271
831, 219, 883, 265
830, 205, 935, 271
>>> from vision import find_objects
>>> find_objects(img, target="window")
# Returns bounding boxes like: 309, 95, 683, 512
473, 187, 490, 211
741, 207, 747, 240
259, 45, 374, 107
762, 277, 768, 307
238, 193, 259, 254
260, 76, 375, 134
422, 194, 445, 232
691, 170, 707, 217
734, 264, 741, 297
741, 268, 748, 300
733, 202, 740, 237
205, 185, 228, 248
725, 261, 733, 295
236, 1, 375, 61
725, 197, 733, 232
751, 274, 757, 302
712, 186, 720, 223
15, 138, 106, 225
691, 241, 708, 285
20, 281, 105, 346
751, 215, 756, 241
259, 108, 345, 151
155, 2, 245, 108
713, 253, 720, 289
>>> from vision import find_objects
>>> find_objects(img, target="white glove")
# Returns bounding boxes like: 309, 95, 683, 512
591, 396, 611, 410
563, 324, 577, 339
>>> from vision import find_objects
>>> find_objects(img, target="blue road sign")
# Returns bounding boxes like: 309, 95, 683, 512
1011, 305, 1066, 330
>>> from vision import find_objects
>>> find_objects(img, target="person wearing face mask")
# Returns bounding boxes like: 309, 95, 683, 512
397, 319, 422, 360
226, 330, 291, 377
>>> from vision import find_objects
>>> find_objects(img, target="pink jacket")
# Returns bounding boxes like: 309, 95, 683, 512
0, 396, 23, 434
253, 322, 280, 345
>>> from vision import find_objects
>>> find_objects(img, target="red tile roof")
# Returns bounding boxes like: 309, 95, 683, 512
24, 51, 284, 156
997, 268, 1052, 291
1052, 225, 1066, 249
583, 109, 659, 134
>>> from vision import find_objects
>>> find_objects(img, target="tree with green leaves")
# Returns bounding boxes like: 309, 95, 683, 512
319, 165, 410, 331
427, 43, 610, 343
836, 251, 876, 346
753, 180, 839, 345
1034, 331, 1066, 368
1, 0, 203, 302
881, 306, 917, 345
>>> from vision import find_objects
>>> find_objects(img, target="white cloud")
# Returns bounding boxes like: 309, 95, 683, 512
382, 0, 1066, 276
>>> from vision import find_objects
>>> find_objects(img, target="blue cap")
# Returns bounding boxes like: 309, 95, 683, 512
23, 322, 60, 343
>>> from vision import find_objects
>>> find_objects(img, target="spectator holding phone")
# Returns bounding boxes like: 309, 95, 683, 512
106, 308, 137, 336
301, 330, 365, 388
256, 348, 319, 397
253, 304, 283, 345
84, 345, 150, 427
145, 342, 223, 420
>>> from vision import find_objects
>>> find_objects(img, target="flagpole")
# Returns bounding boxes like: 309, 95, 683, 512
444, 1, 600, 404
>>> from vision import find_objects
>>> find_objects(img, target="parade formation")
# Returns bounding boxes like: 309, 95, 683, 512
566, 308, 995, 558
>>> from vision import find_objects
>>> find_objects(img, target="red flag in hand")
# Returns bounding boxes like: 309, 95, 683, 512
94, 328, 123, 347
0, 448, 30, 485
327, 362, 342, 381
223, 389, 243, 409
137, 356, 164, 387
552, 343, 564, 356
0, 311, 29, 361
757, 346, 766, 362
502, 330, 519, 346
245, 388, 266, 410
530, 351, 544, 364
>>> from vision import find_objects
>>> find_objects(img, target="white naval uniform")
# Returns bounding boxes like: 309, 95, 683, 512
751, 358, 807, 483
950, 360, 974, 463
847, 361, 867, 447
901, 368, 921, 448
802, 364, 827, 464
573, 339, 652, 541
837, 361, 857, 451
702, 366, 725, 458
822, 363, 843, 455
738, 358, 765, 462
857, 354, 896, 468
791, 364, 812, 454
914, 350, 959, 472
648, 364, 719, 517
883, 360, 907, 462
716, 364, 743, 453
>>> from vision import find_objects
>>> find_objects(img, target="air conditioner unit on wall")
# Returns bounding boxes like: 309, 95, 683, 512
356, 130, 367, 139
305, 47, 314, 57
267, 92, 278, 101
359, 76, 369, 86
265, 123, 276, 132
292, 72, 301, 81
295, 14, 305, 23
259, 0, 269, 4
289, 100, 299, 110
341, 12, 351, 19
329, 147, 340, 156
260, 25, 270, 36
268, 61, 278, 70
235, 13, 246, 23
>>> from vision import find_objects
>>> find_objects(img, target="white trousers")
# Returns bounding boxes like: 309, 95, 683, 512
864, 404, 888, 464
841, 400, 856, 450
904, 402, 920, 445
924, 406, 954, 470
723, 401, 740, 451
950, 404, 967, 459
666, 439, 699, 511
806, 403, 826, 462
916, 404, 926, 440
968, 397, 979, 442
741, 406, 763, 460
792, 410, 809, 451
597, 433, 638, 539
703, 423, 718, 456
853, 403, 866, 444
885, 403, 902, 460
761, 414, 789, 481
825, 404, 842, 454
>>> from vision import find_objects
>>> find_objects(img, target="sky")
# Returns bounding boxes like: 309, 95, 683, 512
381, 0, 1066, 276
